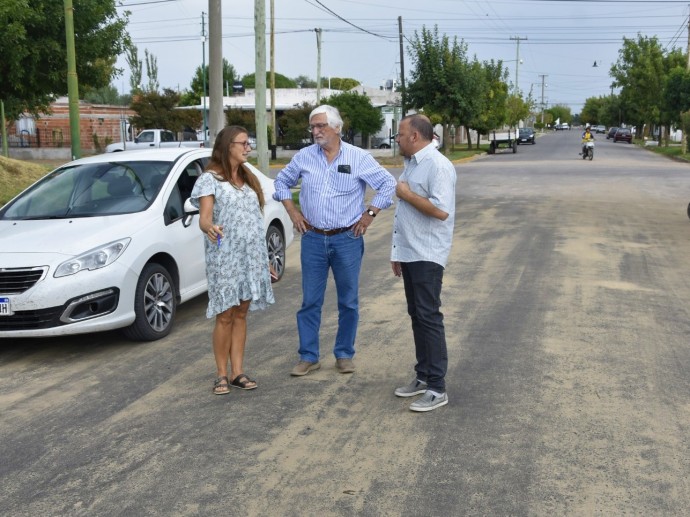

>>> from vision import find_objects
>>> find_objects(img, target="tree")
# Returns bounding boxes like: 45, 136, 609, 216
580, 96, 605, 126
320, 77, 361, 90
242, 72, 296, 88
406, 26, 484, 151
466, 59, 509, 148
609, 35, 684, 136
144, 49, 159, 93
125, 42, 143, 94
321, 91, 383, 143
662, 67, 690, 127
293, 75, 316, 88
83, 85, 122, 105
547, 104, 572, 126
505, 93, 532, 128
129, 89, 201, 133
179, 59, 238, 106
276, 102, 314, 146
0, 0, 128, 119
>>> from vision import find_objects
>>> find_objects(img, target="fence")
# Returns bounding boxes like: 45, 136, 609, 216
2, 128, 71, 149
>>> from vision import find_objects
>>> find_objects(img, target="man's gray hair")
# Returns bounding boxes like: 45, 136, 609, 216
310, 105, 343, 132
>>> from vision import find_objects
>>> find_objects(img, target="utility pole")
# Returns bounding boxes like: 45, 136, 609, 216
201, 12, 207, 143
1, 100, 8, 157
208, 0, 223, 147
64, 0, 81, 159
315, 29, 322, 103
398, 16, 406, 117
510, 36, 527, 94
538, 74, 547, 127
255, 0, 268, 172
684, 10, 690, 153
270, 0, 277, 154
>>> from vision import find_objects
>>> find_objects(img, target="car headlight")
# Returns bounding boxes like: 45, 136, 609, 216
54, 238, 131, 278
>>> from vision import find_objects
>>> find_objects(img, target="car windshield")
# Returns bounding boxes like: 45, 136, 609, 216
520, 128, 532, 134
0, 160, 173, 220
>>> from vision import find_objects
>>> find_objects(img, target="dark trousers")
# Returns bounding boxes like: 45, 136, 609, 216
401, 261, 448, 393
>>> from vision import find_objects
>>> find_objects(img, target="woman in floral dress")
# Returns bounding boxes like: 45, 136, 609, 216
191, 126, 274, 394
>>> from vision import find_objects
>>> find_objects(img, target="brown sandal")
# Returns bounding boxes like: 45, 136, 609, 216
213, 376, 230, 395
230, 374, 257, 390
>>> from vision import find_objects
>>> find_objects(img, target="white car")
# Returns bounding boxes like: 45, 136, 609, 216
0, 148, 293, 341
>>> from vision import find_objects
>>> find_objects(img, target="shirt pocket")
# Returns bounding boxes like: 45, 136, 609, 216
329, 172, 359, 194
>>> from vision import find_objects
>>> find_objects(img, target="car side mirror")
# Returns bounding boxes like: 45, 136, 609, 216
183, 198, 199, 228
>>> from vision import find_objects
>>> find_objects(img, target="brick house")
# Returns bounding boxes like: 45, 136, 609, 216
6, 97, 135, 160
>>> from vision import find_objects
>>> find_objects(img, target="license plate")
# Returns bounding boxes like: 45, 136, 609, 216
0, 297, 12, 316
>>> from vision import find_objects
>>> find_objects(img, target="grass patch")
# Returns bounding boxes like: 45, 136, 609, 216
0, 156, 56, 205
643, 144, 690, 162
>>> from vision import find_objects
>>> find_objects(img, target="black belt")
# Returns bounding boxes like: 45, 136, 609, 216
307, 224, 353, 236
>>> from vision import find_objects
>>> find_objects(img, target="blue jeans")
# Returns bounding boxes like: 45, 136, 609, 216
401, 261, 448, 393
297, 230, 364, 362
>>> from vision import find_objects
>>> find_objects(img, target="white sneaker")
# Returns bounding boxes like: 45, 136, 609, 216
409, 391, 448, 412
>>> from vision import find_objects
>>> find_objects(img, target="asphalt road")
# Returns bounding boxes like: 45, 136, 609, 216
2, 131, 690, 516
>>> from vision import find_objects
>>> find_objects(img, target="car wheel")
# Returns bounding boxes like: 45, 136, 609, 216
378, 143, 391, 149
687, 202, 690, 220
123, 263, 176, 341
266, 224, 286, 282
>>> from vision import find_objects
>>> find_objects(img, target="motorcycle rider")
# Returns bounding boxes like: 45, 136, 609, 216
581, 125, 594, 155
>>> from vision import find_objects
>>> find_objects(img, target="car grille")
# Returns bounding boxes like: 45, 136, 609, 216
0, 267, 47, 295
0, 307, 63, 330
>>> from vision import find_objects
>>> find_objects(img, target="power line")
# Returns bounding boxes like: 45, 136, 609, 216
304, 0, 394, 40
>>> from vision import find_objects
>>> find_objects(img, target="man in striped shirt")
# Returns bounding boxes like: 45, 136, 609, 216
274, 104, 396, 377
391, 114, 457, 412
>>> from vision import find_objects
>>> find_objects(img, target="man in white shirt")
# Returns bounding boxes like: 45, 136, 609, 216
391, 114, 457, 412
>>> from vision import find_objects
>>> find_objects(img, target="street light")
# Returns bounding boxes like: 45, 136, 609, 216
504, 59, 523, 93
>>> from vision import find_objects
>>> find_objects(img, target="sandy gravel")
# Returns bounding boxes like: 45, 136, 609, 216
1, 132, 690, 516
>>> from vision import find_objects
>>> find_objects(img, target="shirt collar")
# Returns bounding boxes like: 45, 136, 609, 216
405, 141, 436, 166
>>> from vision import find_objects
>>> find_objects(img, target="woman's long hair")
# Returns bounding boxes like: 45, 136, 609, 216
207, 125, 265, 209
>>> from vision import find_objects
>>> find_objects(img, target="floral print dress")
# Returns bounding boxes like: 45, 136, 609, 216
190, 172, 275, 318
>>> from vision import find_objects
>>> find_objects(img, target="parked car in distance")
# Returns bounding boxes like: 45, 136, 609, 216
613, 128, 633, 143
0, 148, 293, 341
105, 129, 205, 153
606, 127, 619, 139
371, 136, 392, 149
594, 125, 607, 134
518, 127, 536, 144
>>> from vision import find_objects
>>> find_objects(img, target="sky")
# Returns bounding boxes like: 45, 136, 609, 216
115, 0, 690, 114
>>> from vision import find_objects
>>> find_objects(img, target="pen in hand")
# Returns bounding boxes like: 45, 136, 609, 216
217, 235, 221, 248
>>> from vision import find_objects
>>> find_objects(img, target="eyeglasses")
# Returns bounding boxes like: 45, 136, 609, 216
307, 123, 329, 132
231, 141, 253, 148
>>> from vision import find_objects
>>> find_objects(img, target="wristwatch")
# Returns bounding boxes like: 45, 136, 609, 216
366, 209, 376, 217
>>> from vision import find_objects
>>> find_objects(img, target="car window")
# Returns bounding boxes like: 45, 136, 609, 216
0, 161, 174, 220
163, 160, 203, 225
138, 131, 154, 143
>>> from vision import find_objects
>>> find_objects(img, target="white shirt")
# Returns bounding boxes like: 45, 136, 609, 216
391, 143, 456, 267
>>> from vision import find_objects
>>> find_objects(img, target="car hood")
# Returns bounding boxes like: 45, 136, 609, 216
0, 213, 154, 257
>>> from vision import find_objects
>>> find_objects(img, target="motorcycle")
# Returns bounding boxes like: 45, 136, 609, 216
581, 140, 594, 160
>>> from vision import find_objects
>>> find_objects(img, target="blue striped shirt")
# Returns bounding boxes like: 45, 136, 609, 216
273, 141, 396, 230
391, 143, 456, 267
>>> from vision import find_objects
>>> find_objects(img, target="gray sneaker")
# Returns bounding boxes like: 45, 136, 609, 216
394, 378, 428, 398
409, 391, 448, 412
291, 361, 321, 376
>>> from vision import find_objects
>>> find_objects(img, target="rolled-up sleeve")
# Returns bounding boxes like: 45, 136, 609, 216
273, 159, 301, 202
359, 154, 396, 210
